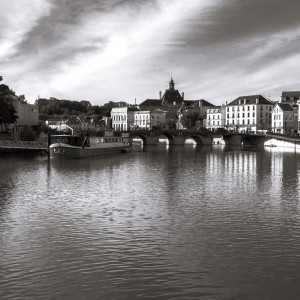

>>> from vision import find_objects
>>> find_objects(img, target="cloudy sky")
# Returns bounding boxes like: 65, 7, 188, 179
1, 0, 300, 106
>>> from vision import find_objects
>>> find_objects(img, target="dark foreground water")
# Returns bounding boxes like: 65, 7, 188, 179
1, 145, 300, 300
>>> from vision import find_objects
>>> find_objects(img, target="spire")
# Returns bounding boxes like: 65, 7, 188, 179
169, 76, 175, 91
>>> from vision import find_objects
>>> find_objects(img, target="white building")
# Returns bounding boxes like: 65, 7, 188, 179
111, 107, 134, 131
206, 106, 226, 130
272, 103, 298, 134
226, 95, 273, 133
134, 109, 167, 130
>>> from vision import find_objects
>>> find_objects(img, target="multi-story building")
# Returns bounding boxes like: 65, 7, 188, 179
226, 95, 273, 133
206, 106, 226, 130
134, 109, 167, 130
280, 91, 300, 133
111, 106, 134, 131
272, 103, 298, 134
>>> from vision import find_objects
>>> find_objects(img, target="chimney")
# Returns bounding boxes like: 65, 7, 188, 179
159, 91, 162, 99
225, 101, 228, 106
181, 92, 184, 100
256, 98, 259, 104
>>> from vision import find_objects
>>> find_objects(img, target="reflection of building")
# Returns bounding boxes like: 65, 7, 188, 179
111, 107, 134, 131
139, 78, 214, 126
226, 95, 273, 133
206, 105, 226, 130
272, 103, 298, 134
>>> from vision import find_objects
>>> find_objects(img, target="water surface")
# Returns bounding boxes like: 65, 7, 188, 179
1, 145, 300, 299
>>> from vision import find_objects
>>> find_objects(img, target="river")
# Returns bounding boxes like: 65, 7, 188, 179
1, 145, 300, 300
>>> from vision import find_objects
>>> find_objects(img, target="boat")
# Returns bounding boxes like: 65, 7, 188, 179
49, 132, 132, 158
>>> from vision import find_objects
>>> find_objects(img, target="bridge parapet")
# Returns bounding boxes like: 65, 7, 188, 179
0, 140, 48, 150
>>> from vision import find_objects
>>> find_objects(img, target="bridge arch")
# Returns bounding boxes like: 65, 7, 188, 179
185, 134, 209, 145
128, 130, 213, 146
129, 133, 159, 146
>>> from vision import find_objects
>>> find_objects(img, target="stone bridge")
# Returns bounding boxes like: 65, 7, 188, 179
125, 130, 300, 147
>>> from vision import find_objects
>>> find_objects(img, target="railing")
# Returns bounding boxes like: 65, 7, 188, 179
0, 140, 48, 149
265, 133, 300, 143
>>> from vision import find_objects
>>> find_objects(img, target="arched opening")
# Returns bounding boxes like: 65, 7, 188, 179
185, 137, 197, 145
186, 135, 204, 146
158, 134, 170, 145
212, 136, 225, 145
130, 134, 147, 151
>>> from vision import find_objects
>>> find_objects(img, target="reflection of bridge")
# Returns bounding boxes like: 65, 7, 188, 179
127, 130, 300, 147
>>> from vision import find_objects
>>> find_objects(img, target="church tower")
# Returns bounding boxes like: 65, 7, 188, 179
169, 77, 175, 91
161, 77, 184, 107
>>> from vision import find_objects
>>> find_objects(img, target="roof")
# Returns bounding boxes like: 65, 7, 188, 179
184, 99, 215, 108
276, 103, 294, 112
227, 95, 273, 106
139, 99, 161, 107
281, 91, 300, 97
161, 89, 183, 104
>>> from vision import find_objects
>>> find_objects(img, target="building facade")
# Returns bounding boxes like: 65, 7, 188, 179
111, 107, 134, 131
225, 95, 273, 133
134, 109, 167, 130
272, 103, 298, 134
206, 106, 226, 130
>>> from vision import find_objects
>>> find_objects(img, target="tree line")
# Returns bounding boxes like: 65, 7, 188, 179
0, 76, 134, 124
36, 97, 129, 121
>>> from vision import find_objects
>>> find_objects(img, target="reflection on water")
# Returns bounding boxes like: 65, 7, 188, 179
1, 146, 300, 300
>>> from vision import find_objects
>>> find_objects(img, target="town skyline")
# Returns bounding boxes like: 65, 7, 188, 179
1, 0, 300, 105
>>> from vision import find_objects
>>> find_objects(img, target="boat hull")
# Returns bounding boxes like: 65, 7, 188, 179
49, 144, 131, 159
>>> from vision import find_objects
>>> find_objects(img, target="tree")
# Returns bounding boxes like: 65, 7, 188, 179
182, 111, 203, 128
0, 79, 18, 124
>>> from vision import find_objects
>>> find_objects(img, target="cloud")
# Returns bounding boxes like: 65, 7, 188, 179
0, 0, 52, 60
1, 0, 300, 105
